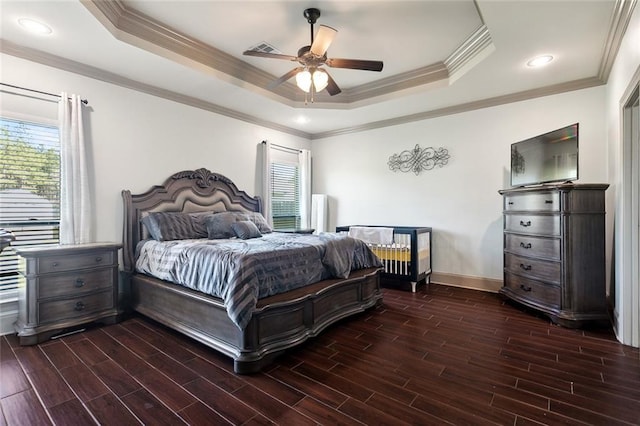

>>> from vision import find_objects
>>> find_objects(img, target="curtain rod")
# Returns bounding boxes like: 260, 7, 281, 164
0, 83, 88, 105
261, 140, 301, 153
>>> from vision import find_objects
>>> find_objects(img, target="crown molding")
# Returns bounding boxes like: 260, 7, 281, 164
3, 0, 632, 140
80, 0, 299, 104
0, 39, 606, 141
445, 25, 495, 83
598, 0, 637, 82
0, 40, 311, 139
311, 77, 605, 140
81, 0, 494, 106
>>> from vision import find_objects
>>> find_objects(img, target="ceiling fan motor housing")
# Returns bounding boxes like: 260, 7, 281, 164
304, 8, 321, 24
297, 46, 326, 67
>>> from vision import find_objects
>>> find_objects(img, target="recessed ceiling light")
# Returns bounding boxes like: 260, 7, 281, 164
527, 55, 553, 68
18, 18, 52, 35
295, 116, 310, 124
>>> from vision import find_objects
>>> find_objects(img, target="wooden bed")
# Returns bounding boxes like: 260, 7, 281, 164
122, 168, 382, 374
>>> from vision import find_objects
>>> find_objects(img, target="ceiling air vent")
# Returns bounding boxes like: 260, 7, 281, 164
246, 42, 282, 55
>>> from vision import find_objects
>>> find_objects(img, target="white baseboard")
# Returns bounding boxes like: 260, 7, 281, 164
431, 271, 502, 293
0, 300, 18, 335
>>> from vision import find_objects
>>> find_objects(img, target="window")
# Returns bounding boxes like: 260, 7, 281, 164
0, 117, 60, 295
270, 162, 300, 229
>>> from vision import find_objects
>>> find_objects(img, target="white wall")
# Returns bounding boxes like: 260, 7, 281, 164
1, 54, 310, 244
605, 5, 640, 346
312, 87, 607, 286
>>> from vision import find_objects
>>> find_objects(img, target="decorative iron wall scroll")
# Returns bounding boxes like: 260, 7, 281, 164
388, 145, 450, 175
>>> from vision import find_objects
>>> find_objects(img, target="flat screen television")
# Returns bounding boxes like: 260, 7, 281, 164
510, 123, 579, 187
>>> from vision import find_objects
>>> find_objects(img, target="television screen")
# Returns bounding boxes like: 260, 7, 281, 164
511, 123, 579, 187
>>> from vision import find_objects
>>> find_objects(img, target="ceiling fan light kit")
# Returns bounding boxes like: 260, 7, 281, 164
243, 7, 383, 101
296, 69, 312, 92
312, 69, 329, 91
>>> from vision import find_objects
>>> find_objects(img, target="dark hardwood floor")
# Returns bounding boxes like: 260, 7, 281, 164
1, 283, 639, 425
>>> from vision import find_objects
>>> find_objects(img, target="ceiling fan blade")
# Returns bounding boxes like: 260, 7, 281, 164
310, 25, 337, 56
268, 67, 305, 89
243, 50, 298, 61
325, 72, 342, 96
326, 58, 383, 72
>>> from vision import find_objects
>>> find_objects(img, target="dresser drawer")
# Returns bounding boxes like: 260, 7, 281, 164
504, 253, 561, 284
504, 192, 560, 212
34, 251, 115, 274
38, 289, 114, 324
505, 214, 560, 236
504, 273, 560, 309
505, 234, 560, 260
37, 268, 115, 299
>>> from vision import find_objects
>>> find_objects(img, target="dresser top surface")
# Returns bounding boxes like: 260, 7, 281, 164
499, 183, 609, 195
14, 242, 121, 257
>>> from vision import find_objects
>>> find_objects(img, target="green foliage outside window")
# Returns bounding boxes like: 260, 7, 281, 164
0, 123, 60, 200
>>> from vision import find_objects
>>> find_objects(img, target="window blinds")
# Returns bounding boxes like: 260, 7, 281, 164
0, 117, 60, 293
270, 162, 301, 229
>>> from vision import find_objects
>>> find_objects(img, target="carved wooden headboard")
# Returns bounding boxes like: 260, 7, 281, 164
121, 168, 262, 272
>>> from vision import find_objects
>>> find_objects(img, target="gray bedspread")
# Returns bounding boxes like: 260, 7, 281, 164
135, 232, 382, 329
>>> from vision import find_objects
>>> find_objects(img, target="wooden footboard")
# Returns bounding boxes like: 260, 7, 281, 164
130, 267, 382, 374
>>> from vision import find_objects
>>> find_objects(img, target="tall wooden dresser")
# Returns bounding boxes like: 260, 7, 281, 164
498, 184, 609, 327
14, 243, 121, 344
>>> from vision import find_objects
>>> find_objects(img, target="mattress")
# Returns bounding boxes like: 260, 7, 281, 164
135, 232, 382, 329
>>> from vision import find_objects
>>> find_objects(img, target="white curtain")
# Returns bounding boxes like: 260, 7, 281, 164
299, 149, 312, 229
261, 141, 273, 225
58, 92, 91, 244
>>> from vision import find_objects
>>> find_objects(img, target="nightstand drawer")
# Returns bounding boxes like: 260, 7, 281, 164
34, 251, 115, 274
505, 234, 560, 260
504, 192, 559, 212
38, 289, 114, 324
505, 214, 560, 236
37, 268, 114, 299
504, 273, 560, 309
505, 253, 561, 284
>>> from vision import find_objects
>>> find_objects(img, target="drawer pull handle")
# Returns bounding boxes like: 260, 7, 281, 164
520, 242, 532, 249
519, 263, 532, 271
519, 220, 531, 227
51, 262, 59, 268
75, 279, 85, 288
545, 200, 553, 204
95, 257, 103, 263
74, 301, 85, 311
520, 284, 532, 292
508, 201, 514, 205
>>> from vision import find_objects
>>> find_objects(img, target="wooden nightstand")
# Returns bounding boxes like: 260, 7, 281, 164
14, 243, 121, 345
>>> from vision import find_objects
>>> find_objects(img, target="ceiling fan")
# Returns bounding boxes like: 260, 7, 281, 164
243, 8, 384, 97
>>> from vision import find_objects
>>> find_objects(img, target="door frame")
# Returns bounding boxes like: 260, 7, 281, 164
619, 69, 640, 347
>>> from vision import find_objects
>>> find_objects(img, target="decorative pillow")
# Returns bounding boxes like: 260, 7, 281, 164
231, 220, 262, 240
205, 212, 238, 239
141, 211, 210, 241
205, 211, 272, 239
244, 212, 273, 234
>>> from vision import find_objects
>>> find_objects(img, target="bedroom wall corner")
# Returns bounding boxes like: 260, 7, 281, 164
311, 87, 607, 289
605, 3, 640, 347
0, 53, 311, 246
